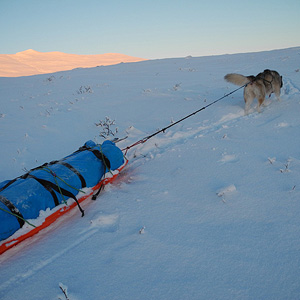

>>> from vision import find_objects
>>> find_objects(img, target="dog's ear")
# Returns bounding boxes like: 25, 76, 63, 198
280, 76, 283, 88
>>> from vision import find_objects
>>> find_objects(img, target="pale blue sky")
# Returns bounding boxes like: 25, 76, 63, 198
1, 0, 299, 59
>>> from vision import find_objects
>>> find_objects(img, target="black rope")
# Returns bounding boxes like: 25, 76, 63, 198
122, 83, 248, 153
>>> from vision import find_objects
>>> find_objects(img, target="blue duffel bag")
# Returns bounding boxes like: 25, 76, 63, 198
0, 140, 124, 241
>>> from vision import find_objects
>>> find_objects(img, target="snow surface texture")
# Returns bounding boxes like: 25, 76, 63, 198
0, 47, 300, 300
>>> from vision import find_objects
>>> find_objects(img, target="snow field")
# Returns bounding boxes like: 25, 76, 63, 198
0, 47, 300, 299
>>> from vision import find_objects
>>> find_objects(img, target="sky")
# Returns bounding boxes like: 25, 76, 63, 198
0, 0, 300, 59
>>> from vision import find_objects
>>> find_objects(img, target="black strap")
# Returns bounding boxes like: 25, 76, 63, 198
49, 160, 87, 188
26, 174, 60, 206
92, 183, 104, 200
92, 161, 107, 200
89, 149, 111, 169
0, 144, 108, 217
0, 178, 18, 193
91, 147, 109, 200
27, 174, 84, 217
0, 195, 25, 228
74, 145, 111, 169
0, 163, 86, 214
0, 162, 49, 193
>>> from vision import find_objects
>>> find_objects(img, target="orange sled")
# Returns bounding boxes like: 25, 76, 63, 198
0, 159, 128, 255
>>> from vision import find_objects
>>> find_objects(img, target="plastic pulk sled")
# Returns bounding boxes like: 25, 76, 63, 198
0, 140, 127, 255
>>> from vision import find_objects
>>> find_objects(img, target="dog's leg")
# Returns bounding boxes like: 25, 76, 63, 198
244, 96, 254, 115
257, 97, 265, 113
274, 88, 281, 101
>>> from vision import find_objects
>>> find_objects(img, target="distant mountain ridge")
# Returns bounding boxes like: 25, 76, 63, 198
0, 49, 147, 77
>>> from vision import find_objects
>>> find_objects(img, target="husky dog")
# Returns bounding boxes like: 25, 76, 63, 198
224, 69, 283, 114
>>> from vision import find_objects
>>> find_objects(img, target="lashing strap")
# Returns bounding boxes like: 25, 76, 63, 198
26, 174, 84, 217
0, 178, 18, 193
0, 195, 25, 228
74, 145, 111, 170
0, 144, 109, 220
49, 160, 87, 188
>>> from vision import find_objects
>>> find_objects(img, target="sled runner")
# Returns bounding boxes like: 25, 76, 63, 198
0, 140, 127, 255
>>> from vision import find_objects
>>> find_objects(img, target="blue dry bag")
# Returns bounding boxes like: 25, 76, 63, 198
0, 140, 124, 241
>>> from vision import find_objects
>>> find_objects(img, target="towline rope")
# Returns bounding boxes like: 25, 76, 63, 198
122, 83, 248, 154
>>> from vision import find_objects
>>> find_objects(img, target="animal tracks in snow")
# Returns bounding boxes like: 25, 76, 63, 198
282, 78, 300, 96
125, 75, 300, 166
90, 214, 119, 232
125, 109, 247, 162
217, 184, 237, 198
219, 153, 239, 164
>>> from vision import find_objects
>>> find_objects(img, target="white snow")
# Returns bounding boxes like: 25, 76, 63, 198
0, 47, 300, 300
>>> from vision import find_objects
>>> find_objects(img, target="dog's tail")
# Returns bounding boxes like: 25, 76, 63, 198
224, 73, 252, 86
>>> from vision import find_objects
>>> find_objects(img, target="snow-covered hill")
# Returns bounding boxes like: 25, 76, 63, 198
0, 49, 146, 77
0, 47, 300, 300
